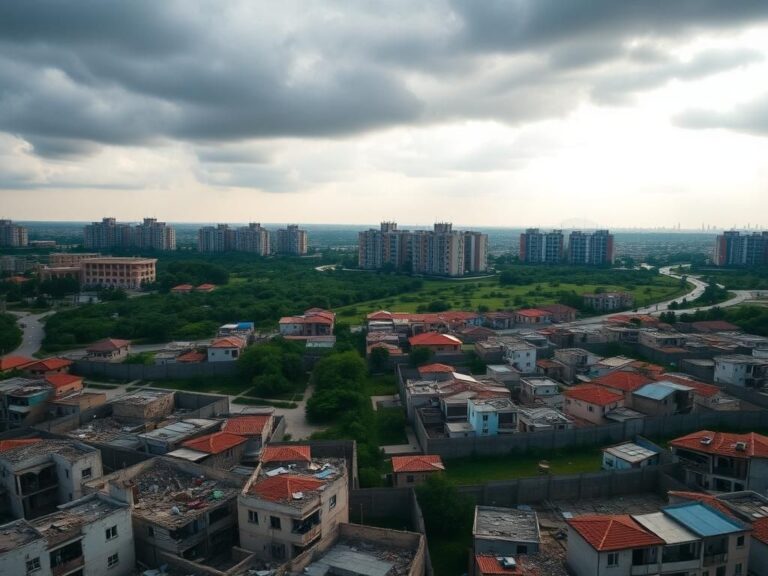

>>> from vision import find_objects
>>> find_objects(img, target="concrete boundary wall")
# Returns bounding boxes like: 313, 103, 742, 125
72, 359, 238, 380
418, 409, 768, 458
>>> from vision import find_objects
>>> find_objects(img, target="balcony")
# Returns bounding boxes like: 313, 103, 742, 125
630, 563, 659, 575
712, 466, 746, 480
703, 553, 728, 567
51, 555, 84, 576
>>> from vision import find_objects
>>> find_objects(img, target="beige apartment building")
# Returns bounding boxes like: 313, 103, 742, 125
48, 253, 101, 267
81, 257, 157, 289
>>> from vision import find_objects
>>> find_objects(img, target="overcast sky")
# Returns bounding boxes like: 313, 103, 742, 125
2, 1, 768, 228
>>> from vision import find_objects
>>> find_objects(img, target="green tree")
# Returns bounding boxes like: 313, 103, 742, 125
409, 346, 434, 367
415, 475, 474, 537
369, 346, 390, 374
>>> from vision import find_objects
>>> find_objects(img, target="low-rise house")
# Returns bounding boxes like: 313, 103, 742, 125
483, 311, 516, 330
519, 377, 562, 408
501, 339, 537, 373
457, 325, 497, 343
408, 332, 462, 354
239, 447, 348, 562
710, 491, 768, 576
485, 364, 522, 387
417, 363, 457, 381
0, 519, 49, 575
111, 389, 175, 423
279, 308, 335, 338
195, 283, 216, 292
553, 348, 601, 384
138, 418, 221, 454
567, 514, 666, 576
535, 358, 566, 381
714, 354, 768, 388
473, 506, 541, 556
0, 378, 53, 427
176, 350, 206, 363
29, 493, 135, 576
43, 373, 83, 398
24, 357, 73, 376
538, 303, 578, 323
631, 381, 694, 416
365, 331, 401, 357
669, 430, 768, 493
86, 338, 131, 362
589, 355, 636, 378
564, 384, 624, 425
207, 336, 247, 362
85, 457, 241, 570
582, 292, 633, 312
217, 321, 256, 342
260, 444, 312, 466
638, 331, 688, 349
475, 554, 554, 576
168, 431, 248, 469
661, 502, 750, 576
467, 398, 518, 436
170, 283, 194, 294
602, 441, 659, 470
590, 371, 653, 406
513, 309, 552, 325
391, 455, 445, 487
661, 374, 740, 412
0, 355, 35, 374
222, 414, 274, 462
48, 390, 107, 418
0, 439, 103, 519
283, 523, 426, 576
517, 407, 573, 432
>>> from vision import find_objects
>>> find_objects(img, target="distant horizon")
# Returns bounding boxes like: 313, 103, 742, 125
7, 219, 761, 234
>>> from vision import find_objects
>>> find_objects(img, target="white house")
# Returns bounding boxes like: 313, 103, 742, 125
207, 336, 247, 362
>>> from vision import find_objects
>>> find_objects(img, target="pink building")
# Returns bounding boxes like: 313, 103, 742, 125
279, 308, 336, 338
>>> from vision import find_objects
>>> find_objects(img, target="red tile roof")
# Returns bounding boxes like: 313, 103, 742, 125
753, 517, 768, 545
250, 474, 325, 502
670, 430, 768, 458
222, 415, 271, 437
409, 332, 461, 347
659, 375, 721, 398
210, 336, 246, 349
592, 371, 652, 393
666, 491, 736, 518
176, 351, 206, 363
86, 338, 131, 352
391, 455, 445, 473
195, 283, 216, 291
261, 445, 311, 463
418, 363, 455, 374
515, 309, 551, 318
564, 384, 623, 407
538, 304, 578, 315
567, 515, 665, 551
171, 284, 194, 292
26, 358, 73, 372
181, 432, 246, 455
44, 373, 83, 390
691, 320, 740, 332
0, 439, 42, 453
475, 555, 531, 575
0, 356, 36, 371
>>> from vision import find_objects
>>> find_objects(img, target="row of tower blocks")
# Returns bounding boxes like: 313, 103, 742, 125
197, 223, 307, 255
520, 228, 615, 265
358, 222, 489, 277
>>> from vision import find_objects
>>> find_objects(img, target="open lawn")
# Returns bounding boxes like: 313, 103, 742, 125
365, 374, 398, 396
442, 448, 603, 485
335, 276, 687, 321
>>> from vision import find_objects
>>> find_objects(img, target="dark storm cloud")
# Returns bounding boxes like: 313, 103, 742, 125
0, 0, 767, 159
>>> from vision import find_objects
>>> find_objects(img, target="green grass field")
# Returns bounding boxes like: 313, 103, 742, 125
442, 448, 603, 485
148, 376, 252, 396
335, 276, 687, 321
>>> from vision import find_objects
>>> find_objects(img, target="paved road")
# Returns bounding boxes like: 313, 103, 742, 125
568, 265, 767, 327
2, 311, 54, 358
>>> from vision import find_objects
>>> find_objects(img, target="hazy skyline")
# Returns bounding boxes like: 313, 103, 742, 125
2, 1, 768, 228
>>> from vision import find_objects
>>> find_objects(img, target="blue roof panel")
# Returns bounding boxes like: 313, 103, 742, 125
634, 383, 675, 401
662, 503, 745, 537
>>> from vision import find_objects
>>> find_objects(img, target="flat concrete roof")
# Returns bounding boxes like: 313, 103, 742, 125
473, 506, 541, 544
605, 442, 657, 464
